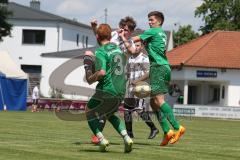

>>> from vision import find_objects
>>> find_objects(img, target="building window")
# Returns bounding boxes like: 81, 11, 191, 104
22, 29, 45, 44
85, 36, 88, 48
222, 86, 225, 99
76, 34, 79, 46
81, 35, 89, 48
213, 88, 220, 101
82, 35, 85, 48
21, 65, 42, 73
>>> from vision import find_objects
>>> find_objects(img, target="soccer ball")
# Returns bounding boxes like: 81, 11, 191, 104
133, 81, 151, 98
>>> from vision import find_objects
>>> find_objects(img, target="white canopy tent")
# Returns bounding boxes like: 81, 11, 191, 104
0, 51, 28, 111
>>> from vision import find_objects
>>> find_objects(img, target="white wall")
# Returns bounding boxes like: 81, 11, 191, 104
41, 57, 65, 97
228, 85, 240, 106
41, 57, 96, 100
0, 20, 59, 66
61, 23, 96, 51
174, 104, 240, 119
167, 31, 173, 51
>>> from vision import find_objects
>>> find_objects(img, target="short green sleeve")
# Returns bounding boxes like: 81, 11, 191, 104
139, 28, 155, 41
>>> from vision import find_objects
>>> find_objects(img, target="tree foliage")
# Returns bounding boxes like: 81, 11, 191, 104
0, 0, 12, 41
195, 0, 240, 34
173, 25, 199, 47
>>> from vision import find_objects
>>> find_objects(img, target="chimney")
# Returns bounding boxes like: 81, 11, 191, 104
30, 0, 40, 10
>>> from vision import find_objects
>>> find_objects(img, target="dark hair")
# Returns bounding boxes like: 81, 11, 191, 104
96, 24, 112, 41
119, 16, 137, 31
148, 11, 164, 25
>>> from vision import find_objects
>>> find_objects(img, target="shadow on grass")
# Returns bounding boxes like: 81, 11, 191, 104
73, 141, 93, 145
79, 149, 122, 154
73, 141, 169, 147
73, 141, 122, 146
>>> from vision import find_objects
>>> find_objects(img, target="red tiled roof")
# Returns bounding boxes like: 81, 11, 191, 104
167, 31, 240, 69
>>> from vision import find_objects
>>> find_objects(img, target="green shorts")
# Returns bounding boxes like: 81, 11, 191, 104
87, 91, 123, 118
150, 64, 171, 95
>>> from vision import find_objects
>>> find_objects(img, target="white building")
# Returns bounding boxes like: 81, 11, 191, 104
167, 31, 240, 107
0, 1, 97, 91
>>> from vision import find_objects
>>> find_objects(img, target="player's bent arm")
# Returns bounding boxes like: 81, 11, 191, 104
86, 69, 106, 85
119, 31, 136, 54
125, 43, 136, 55
122, 36, 136, 54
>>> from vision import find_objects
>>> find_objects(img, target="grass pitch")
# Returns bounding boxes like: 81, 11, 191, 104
0, 111, 239, 160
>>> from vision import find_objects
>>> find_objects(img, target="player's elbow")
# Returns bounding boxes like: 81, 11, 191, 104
86, 77, 93, 85
98, 70, 106, 77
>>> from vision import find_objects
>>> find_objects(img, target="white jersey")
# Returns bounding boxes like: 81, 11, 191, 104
32, 86, 39, 100
126, 52, 150, 98
111, 31, 135, 53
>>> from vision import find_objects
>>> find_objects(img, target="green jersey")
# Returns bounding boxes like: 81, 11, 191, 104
95, 43, 126, 96
139, 27, 169, 65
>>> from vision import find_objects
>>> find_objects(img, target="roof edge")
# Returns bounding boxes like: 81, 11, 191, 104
8, 2, 91, 29
171, 64, 240, 70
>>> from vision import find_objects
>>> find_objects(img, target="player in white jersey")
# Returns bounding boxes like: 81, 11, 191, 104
31, 83, 39, 112
124, 41, 159, 139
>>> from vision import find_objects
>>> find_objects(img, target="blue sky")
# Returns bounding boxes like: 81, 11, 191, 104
10, 0, 204, 32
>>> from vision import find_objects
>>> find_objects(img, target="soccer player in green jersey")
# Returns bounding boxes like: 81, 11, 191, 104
89, 17, 137, 144
84, 24, 133, 152
123, 11, 186, 146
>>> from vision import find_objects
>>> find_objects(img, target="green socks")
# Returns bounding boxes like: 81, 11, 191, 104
160, 102, 180, 130
155, 110, 170, 133
87, 113, 127, 139
87, 117, 101, 135
108, 114, 126, 137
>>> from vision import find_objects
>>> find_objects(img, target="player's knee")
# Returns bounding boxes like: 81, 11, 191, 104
124, 110, 131, 116
151, 96, 165, 110
85, 106, 97, 120
140, 111, 148, 121
124, 111, 132, 122
150, 99, 158, 111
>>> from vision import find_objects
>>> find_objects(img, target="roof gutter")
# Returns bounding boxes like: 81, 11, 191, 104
57, 22, 60, 52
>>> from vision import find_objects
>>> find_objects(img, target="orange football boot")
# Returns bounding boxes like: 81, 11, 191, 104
91, 135, 100, 144
160, 129, 174, 146
170, 125, 186, 144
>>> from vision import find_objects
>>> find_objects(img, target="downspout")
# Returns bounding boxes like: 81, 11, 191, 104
57, 22, 60, 52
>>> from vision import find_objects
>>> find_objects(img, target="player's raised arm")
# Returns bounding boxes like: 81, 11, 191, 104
118, 30, 136, 54
90, 19, 98, 35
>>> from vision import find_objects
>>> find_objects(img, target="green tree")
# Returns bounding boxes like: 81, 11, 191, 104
173, 25, 199, 47
195, 0, 240, 34
0, 0, 12, 41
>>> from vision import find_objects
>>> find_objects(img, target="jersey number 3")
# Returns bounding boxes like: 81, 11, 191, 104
113, 54, 124, 75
